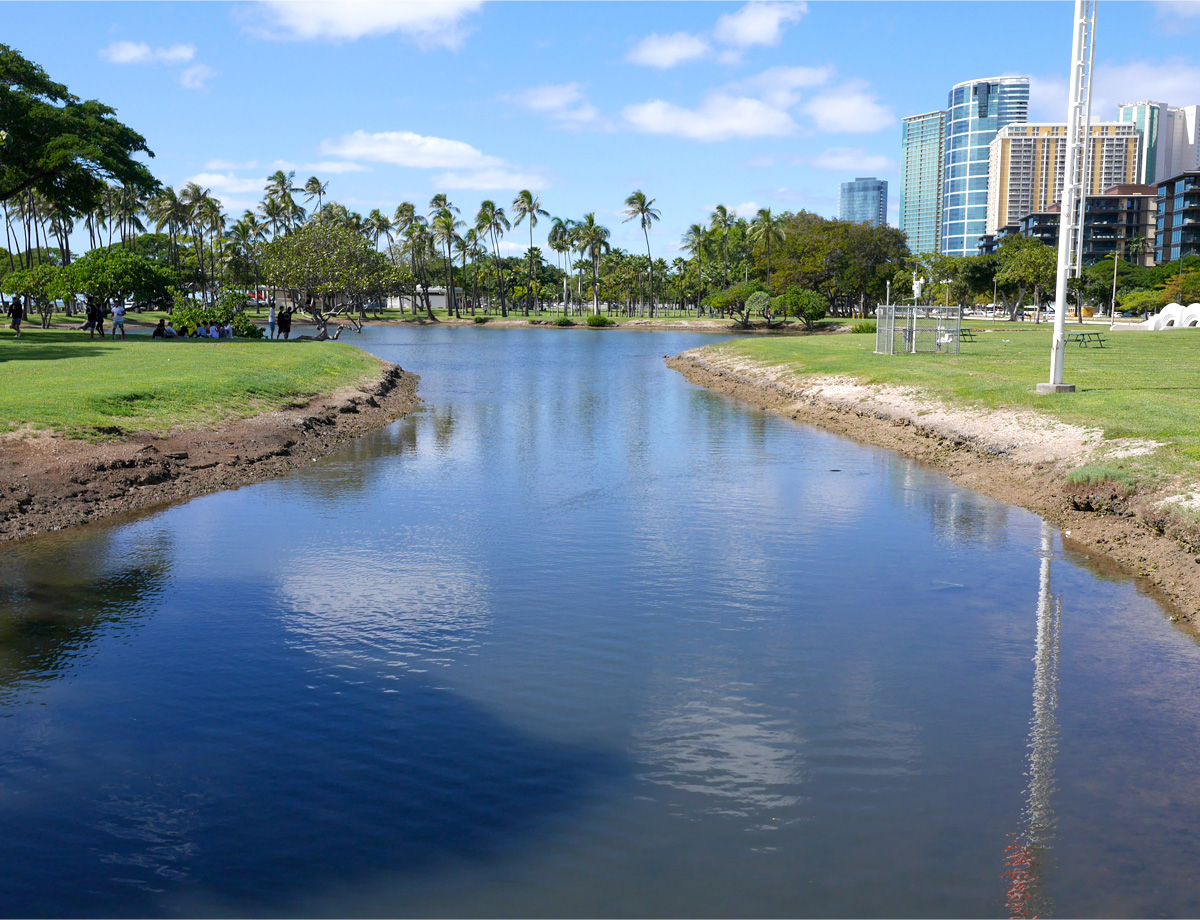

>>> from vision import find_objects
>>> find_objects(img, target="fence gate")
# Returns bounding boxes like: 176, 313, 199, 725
875, 305, 962, 356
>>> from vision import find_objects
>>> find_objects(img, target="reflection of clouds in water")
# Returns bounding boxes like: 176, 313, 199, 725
635, 685, 805, 817
277, 553, 489, 671
891, 464, 1012, 549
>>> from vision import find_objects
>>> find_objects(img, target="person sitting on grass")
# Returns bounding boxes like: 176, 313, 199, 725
208, 322, 220, 338
152, 319, 166, 338
222, 322, 234, 338
164, 321, 178, 338
193, 324, 207, 338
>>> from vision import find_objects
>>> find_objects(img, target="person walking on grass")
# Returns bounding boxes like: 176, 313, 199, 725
112, 301, 126, 340
268, 301, 276, 339
88, 302, 106, 340
8, 296, 23, 339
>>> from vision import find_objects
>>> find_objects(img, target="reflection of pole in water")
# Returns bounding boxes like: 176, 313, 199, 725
1004, 520, 1061, 919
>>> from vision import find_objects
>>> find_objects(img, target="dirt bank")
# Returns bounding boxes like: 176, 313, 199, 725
668, 349, 1200, 622
0, 363, 419, 545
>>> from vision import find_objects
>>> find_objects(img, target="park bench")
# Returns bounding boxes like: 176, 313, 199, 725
1065, 331, 1106, 347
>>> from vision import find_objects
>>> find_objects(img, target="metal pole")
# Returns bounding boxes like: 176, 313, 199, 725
1040, 0, 1094, 394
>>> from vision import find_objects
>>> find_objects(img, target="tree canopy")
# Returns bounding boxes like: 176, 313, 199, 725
0, 43, 157, 212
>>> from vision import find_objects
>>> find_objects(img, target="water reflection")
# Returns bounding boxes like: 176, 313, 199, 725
1004, 521, 1061, 919
0, 526, 173, 704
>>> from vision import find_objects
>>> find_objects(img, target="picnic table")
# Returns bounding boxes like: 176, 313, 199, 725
958, 328, 976, 342
1065, 330, 1106, 347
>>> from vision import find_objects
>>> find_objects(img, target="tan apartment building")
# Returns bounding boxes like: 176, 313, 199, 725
985, 123, 1139, 235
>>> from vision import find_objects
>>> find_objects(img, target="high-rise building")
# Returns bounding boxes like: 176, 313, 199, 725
839, 177, 887, 227
900, 110, 946, 253
941, 76, 1029, 257
1156, 171, 1200, 263
985, 123, 1139, 235
1119, 101, 1200, 185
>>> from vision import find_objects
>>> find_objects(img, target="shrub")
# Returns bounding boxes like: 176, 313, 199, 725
586, 313, 613, 327
555, 317, 575, 327
171, 288, 264, 338
473, 316, 488, 324
850, 321, 876, 334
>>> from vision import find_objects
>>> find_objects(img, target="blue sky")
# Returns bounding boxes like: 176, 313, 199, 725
7, 1, 1200, 257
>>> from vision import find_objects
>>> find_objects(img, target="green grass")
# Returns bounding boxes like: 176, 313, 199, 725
710, 322, 1200, 474
0, 327, 382, 438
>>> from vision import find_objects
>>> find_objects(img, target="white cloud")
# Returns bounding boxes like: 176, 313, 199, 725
626, 31, 711, 68
187, 172, 269, 197
804, 81, 895, 133
100, 41, 195, 65
179, 63, 216, 90
321, 130, 503, 170
505, 82, 602, 127
623, 93, 795, 141
1031, 58, 1200, 122
714, 1, 807, 47
808, 147, 896, 173
733, 200, 761, 216
246, 0, 483, 49
319, 129, 544, 190
626, 2, 805, 69
730, 64, 832, 108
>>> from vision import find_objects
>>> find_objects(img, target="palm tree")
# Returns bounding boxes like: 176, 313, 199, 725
366, 208, 393, 251
547, 217, 573, 313
748, 208, 786, 292
303, 176, 329, 213
265, 170, 301, 232
148, 186, 189, 268
681, 223, 708, 313
709, 204, 734, 288
622, 190, 662, 317
476, 200, 511, 316
577, 212, 610, 315
432, 207, 465, 318
405, 218, 436, 320
511, 190, 549, 315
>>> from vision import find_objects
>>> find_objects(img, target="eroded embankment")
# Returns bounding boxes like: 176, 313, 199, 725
668, 348, 1200, 622
0, 363, 419, 545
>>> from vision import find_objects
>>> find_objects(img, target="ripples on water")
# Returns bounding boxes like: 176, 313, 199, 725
1, 327, 1200, 917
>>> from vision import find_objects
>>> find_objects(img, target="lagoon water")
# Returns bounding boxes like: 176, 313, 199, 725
3, 326, 1200, 917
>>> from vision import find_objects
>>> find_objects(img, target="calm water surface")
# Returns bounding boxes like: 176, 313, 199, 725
2, 326, 1199, 917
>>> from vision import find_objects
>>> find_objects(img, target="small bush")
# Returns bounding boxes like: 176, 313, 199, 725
473, 316, 489, 324
850, 321, 876, 334
555, 317, 576, 327
171, 289, 264, 338
586, 314, 613, 327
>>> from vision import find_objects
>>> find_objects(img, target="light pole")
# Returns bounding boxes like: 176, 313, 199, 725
1039, 0, 1095, 395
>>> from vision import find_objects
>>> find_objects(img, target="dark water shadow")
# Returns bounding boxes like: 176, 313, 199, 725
0, 529, 172, 701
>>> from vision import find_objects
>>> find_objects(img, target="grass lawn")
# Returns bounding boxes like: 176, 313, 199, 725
0, 327, 383, 438
711, 322, 1200, 487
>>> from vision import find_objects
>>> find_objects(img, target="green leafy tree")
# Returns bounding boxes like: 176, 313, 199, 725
1, 262, 59, 327
0, 44, 158, 212
995, 237, 1057, 321
773, 286, 827, 330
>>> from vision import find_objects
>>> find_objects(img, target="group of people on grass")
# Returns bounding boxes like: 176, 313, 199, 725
6, 295, 306, 341
266, 302, 295, 340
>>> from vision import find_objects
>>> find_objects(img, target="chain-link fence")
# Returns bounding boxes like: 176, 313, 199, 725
875, 305, 962, 356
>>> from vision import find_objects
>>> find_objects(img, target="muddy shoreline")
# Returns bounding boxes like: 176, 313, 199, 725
668, 349, 1200, 622
0, 363, 419, 546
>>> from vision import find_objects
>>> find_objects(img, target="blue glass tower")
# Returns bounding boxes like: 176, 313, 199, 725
941, 77, 1029, 257
839, 177, 887, 227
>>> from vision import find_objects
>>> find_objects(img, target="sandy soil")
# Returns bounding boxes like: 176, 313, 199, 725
668, 349, 1200, 623
0, 363, 418, 545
